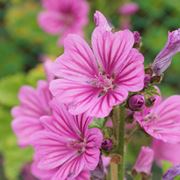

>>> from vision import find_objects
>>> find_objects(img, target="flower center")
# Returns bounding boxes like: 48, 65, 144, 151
91, 72, 114, 95
69, 139, 87, 154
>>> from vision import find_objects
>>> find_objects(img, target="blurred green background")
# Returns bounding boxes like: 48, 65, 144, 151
0, 0, 179, 179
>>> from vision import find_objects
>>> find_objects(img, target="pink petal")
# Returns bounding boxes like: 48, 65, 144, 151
94, 11, 112, 31
52, 156, 84, 180
12, 117, 43, 147
116, 48, 144, 92
53, 34, 98, 78
92, 28, 134, 75
138, 96, 180, 143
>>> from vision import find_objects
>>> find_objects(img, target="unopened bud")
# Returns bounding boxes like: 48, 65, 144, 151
144, 74, 151, 88
101, 139, 113, 151
128, 94, 145, 111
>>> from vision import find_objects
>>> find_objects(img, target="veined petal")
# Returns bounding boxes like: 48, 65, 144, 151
116, 48, 144, 92
138, 95, 180, 143
53, 34, 98, 79
94, 11, 112, 31
52, 156, 84, 180
12, 117, 43, 147
92, 28, 134, 75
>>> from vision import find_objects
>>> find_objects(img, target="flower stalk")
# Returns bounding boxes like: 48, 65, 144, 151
117, 105, 126, 180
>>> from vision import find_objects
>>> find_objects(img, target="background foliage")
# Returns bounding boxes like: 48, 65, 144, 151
0, 0, 179, 179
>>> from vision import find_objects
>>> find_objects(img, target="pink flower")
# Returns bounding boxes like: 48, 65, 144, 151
11, 80, 52, 147
152, 29, 180, 75
135, 95, 180, 143
38, 0, 89, 45
31, 99, 103, 179
119, 2, 139, 16
152, 139, 180, 166
133, 146, 154, 175
50, 11, 145, 118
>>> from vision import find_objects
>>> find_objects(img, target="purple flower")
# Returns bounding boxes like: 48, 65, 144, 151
119, 2, 139, 16
11, 80, 52, 147
163, 165, 180, 180
31, 99, 103, 179
152, 29, 180, 75
128, 94, 145, 111
50, 11, 145, 118
133, 146, 154, 175
135, 95, 180, 143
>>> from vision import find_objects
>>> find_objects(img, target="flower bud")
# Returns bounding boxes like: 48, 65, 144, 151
101, 139, 113, 151
133, 146, 154, 175
152, 29, 180, 75
163, 165, 180, 180
144, 74, 151, 88
128, 94, 145, 111
119, 2, 139, 16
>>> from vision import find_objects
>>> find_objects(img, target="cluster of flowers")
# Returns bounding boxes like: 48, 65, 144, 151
11, 7, 180, 180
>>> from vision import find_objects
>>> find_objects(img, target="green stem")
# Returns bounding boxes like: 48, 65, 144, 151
117, 105, 125, 180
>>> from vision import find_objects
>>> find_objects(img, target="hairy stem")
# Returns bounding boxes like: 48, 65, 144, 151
117, 105, 125, 180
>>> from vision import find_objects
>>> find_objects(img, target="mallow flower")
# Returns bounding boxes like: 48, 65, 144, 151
38, 0, 89, 45
11, 80, 52, 147
133, 146, 154, 175
31, 99, 103, 180
152, 139, 180, 166
50, 11, 145, 118
152, 28, 180, 75
135, 95, 180, 143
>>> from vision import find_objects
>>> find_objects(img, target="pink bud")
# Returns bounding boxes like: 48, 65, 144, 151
119, 2, 139, 16
133, 146, 154, 175
128, 94, 145, 111
152, 29, 180, 75
101, 139, 113, 151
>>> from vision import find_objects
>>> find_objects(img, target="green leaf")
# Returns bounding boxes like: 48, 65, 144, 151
0, 39, 24, 77
0, 74, 26, 107
89, 118, 106, 129
0, 107, 33, 180
0, 65, 45, 107
162, 161, 172, 173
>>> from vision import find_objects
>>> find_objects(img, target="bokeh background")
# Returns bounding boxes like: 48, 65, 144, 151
0, 0, 180, 179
